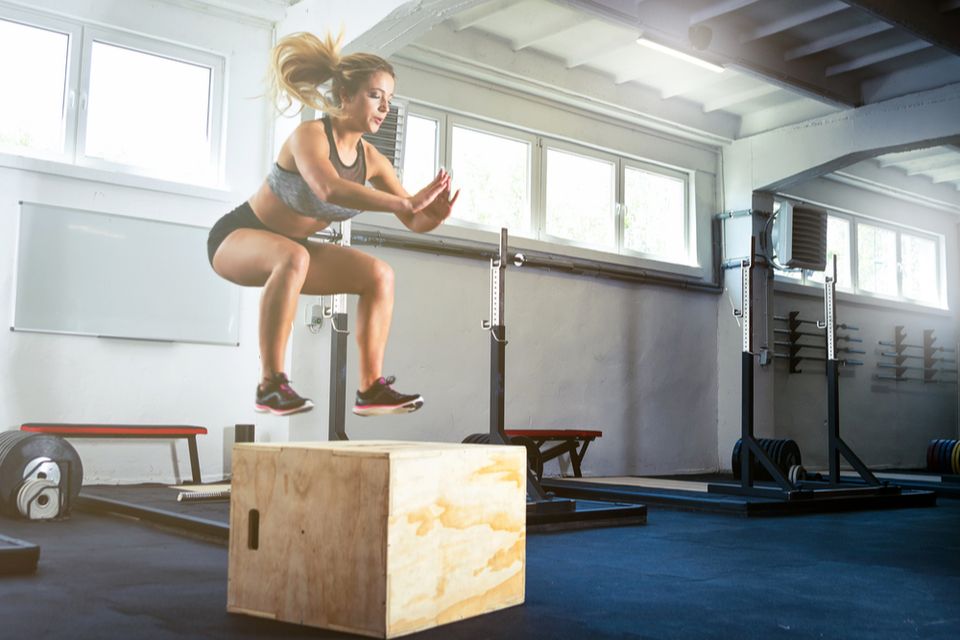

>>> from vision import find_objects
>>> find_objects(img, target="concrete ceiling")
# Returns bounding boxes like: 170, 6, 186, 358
395, 0, 960, 199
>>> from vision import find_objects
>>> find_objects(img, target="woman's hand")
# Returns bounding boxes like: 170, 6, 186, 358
421, 186, 460, 223
406, 169, 451, 214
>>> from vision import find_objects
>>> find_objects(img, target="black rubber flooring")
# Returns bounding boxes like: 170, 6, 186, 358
1, 497, 958, 639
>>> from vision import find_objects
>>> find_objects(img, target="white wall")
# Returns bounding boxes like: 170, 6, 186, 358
0, 0, 276, 483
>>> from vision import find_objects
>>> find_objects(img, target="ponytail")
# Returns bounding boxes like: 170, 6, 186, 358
268, 31, 395, 117
268, 31, 343, 115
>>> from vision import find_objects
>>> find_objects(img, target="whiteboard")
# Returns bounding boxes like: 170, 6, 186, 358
13, 202, 241, 346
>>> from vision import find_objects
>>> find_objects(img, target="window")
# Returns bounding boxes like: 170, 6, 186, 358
900, 233, 938, 304
623, 164, 687, 260
544, 146, 616, 249
0, 14, 75, 158
402, 106, 693, 265
449, 123, 531, 234
0, 7, 224, 185
857, 222, 897, 296
400, 113, 439, 194
774, 199, 944, 307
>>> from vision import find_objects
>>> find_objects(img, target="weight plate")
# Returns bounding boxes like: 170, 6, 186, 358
0, 433, 82, 518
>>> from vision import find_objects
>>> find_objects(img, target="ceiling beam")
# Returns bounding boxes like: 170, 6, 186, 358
570, 0, 862, 106
784, 21, 893, 61
448, 0, 516, 32
703, 83, 779, 112
740, 1, 849, 43
513, 15, 586, 50
878, 149, 958, 168
928, 165, 960, 183
689, 0, 764, 25
723, 82, 960, 197
839, 0, 960, 56
564, 36, 641, 68
825, 40, 932, 76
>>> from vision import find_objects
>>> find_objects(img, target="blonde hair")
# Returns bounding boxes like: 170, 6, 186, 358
268, 31, 395, 116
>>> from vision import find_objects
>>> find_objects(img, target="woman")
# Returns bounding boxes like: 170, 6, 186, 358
207, 32, 458, 417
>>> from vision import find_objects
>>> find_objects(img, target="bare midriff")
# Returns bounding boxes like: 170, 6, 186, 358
247, 181, 331, 238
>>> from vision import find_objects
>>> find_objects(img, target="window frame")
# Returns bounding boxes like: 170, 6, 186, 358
0, 5, 82, 163
773, 197, 946, 309
619, 157, 692, 263
444, 113, 537, 237
403, 101, 696, 267
0, 3, 226, 187
539, 138, 619, 252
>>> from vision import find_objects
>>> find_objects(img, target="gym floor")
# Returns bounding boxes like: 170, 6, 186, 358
2, 496, 958, 639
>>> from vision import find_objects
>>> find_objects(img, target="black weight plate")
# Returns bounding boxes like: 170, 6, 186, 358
0, 433, 83, 517
936, 439, 950, 472
938, 439, 955, 473
782, 440, 802, 469
927, 439, 941, 471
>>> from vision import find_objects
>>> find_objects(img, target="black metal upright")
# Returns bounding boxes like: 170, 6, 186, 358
710, 238, 795, 498
820, 255, 881, 487
488, 229, 508, 447
485, 228, 552, 503
328, 220, 350, 442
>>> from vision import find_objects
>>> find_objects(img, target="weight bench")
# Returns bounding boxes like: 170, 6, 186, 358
504, 429, 602, 477
20, 423, 207, 484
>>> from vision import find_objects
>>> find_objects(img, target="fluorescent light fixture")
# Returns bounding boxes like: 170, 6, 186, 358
636, 37, 725, 73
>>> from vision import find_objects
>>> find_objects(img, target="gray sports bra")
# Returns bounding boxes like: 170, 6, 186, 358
266, 117, 366, 221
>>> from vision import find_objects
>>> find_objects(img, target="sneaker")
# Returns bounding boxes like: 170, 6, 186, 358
255, 373, 314, 416
353, 376, 423, 416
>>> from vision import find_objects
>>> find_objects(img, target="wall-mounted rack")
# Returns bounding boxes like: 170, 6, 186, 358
875, 327, 958, 384
773, 312, 864, 373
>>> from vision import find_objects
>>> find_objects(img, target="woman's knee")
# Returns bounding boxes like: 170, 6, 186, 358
366, 259, 394, 295
273, 244, 311, 280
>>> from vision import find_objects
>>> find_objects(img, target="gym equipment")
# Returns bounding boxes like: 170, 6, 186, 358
228, 441, 526, 637
774, 311, 864, 373
0, 431, 82, 519
20, 423, 206, 484
709, 252, 908, 500
326, 220, 352, 442
731, 437, 801, 480
0, 534, 40, 576
504, 429, 602, 479
927, 439, 960, 474
461, 229, 645, 527
875, 327, 958, 383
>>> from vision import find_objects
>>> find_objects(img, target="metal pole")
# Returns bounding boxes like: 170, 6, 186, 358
328, 220, 351, 441
488, 229, 508, 446
821, 256, 840, 483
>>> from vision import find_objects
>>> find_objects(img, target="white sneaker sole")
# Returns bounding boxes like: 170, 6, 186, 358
353, 397, 423, 417
255, 399, 314, 417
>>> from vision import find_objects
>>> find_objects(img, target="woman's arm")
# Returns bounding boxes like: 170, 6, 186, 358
366, 143, 459, 233
289, 121, 448, 216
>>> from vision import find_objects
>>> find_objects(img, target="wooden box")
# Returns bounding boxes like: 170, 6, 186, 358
227, 440, 526, 638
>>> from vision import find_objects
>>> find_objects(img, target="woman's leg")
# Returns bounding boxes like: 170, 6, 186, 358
299, 242, 395, 391
212, 229, 310, 383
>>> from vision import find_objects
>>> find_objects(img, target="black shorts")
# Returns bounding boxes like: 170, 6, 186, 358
206, 202, 311, 266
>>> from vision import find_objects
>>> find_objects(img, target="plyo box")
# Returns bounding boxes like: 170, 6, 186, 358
227, 440, 527, 638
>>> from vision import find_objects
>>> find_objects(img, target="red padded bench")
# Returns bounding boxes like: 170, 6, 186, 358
504, 429, 601, 477
21, 424, 207, 484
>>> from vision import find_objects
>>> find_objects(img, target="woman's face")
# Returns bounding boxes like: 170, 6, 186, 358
341, 70, 395, 134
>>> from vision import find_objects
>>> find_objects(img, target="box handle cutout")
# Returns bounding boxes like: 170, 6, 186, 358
248, 509, 260, 550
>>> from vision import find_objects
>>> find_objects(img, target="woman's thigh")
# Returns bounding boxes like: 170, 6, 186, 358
299, 242, 392, 296
211, 228, 310, 287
